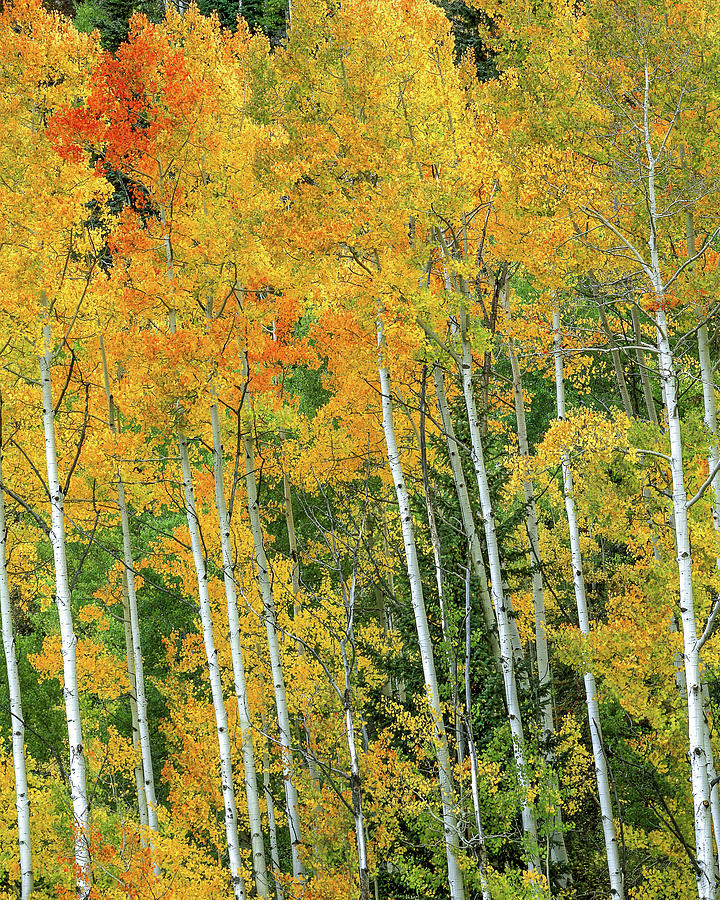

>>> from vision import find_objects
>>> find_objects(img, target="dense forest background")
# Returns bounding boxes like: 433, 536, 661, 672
2, 0, 720, 898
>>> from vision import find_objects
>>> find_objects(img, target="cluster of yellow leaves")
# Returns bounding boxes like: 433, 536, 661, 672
29, 634, 128, 702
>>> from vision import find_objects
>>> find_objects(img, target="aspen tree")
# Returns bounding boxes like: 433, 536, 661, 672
457, 306, 541, 870
432, 364, 501, 666
463, 567, 491, 900
160, 162, 247, 899
199, 291, 269, 898
553, 310, 625, 899
682, 202, 720, 872
99, 341, 147, 833
281, 439, 321, 787
163, 289, 247, 899
576, 24, 720, 889
177, 428, 248, 900
99, 337, 160, 850
412, 369, 464, 758
0, 433, 33, 900
652, 278, 716, 900
502, 284, 570, 880
119, 573, 149, 835
209, 394, 270, 899
243, 408, 305, 880
260, 705, 283, 900
378, 320, 466, 900
338, 579, 370, 900
40, 310, 92, 898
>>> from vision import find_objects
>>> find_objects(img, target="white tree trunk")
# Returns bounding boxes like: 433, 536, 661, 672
697, 322, 720, 565
641, 71, 715, 891
377, 335, 465, 900
339, 608, 370, 900
243, 424, 305, 880
419, 378, 464, 761
40, 318, 91, 898
655, 306, 716, 899
281, 458, 321, 788
117, 480, 161, 843
120, 572, 149, 836
282, 467, 301, 604
457, 313, 540, 869
0, 444, 34, 899
433, 365, 500, 666
178, 432, 247, 900
99, 335, 159, 847
260, 707, 283, 900
463, 568, 492, 900
553, 311, 624, 899
685, 201, 720, 875
210, 401, 270, 899
504, 293, 570, 880
697, 322, 720, 872
630, 306, 659, 426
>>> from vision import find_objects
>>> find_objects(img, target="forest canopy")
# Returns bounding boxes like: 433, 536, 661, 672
1, 0, 720, 898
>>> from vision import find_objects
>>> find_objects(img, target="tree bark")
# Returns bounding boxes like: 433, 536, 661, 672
433, 365, 501, 667
419, 368, 464, 762
99, 335, 159, 850
377, 330, 465, 900
120, 572, 149, 836
210, 401, 270, 899
630, 305, 658, 426
339, 584, 370, 900
553, 311, 624, 899
457, 309, 540, 870
0, 440, 34, 900
641, 75, 715, 894
40, 313, 91, 898
260, 706, 283, 900
503, 290, 570, 881
243, 421, 305, 880
463, 567, 492, 900
178, 431, 247, 900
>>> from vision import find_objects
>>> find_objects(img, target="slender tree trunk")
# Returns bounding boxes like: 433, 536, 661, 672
463, 567, 491, 900
99, 336, 159, 848
685, 204, 720, 874
641, 80, 716, 893
119, 458, 161, 834
340, 606, 370, 900
655, 305, 716, 899
243, 420, 305, 880
0, 441, 34, 900
39, 314, 91, 898
120, 572, 149, 836
697, 321, 720, 567
553, 311, 624, 899
457, 315, 526, 671
597, 291, 633, 418
697, 316, 720, 873
260, 707, 283, 900
377, 330, 465, 900
457, 310, 540, 870
283, 466, 301, 605
281, 454, 321, 788
433, 365, 501, 667
503, 292, 570, 881
210, 401, 270, 899
419, 369, 464, 762
630, 306, 658, 427
178, 432, 247, 900
381, 506, 407, 703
